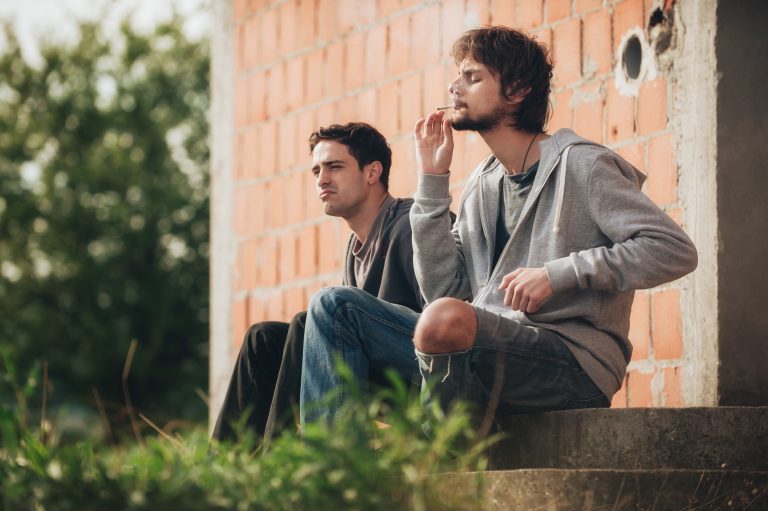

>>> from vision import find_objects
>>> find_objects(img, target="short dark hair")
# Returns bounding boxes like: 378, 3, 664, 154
308, 122, 392, 191
451, 26, 553, 133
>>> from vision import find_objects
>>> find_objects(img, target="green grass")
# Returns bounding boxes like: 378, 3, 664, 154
0, 363, 493, 511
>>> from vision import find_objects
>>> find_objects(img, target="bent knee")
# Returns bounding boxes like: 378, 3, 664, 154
413, 298, 477, 354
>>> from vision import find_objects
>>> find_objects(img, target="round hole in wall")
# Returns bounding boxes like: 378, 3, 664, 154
622, 35, 643, 81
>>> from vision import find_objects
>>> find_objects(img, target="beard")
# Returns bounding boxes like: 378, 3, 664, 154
450, 104, 508, 132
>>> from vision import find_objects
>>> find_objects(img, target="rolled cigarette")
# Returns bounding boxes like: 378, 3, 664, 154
436, 105, 454, 110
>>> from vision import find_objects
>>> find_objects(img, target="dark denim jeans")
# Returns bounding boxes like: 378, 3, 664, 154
300, 287, 608, 429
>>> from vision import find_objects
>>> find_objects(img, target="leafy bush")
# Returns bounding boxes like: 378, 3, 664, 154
0, 365, 492, 510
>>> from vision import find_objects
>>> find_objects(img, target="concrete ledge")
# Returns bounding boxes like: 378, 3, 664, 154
441, 469, 768, 511
489, 407, 768, 471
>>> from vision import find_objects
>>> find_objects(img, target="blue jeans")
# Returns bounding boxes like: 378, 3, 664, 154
300, 287, 608, 428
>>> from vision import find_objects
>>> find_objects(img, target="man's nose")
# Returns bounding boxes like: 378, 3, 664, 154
316, 168, 330, 186
448, 78, 461, 96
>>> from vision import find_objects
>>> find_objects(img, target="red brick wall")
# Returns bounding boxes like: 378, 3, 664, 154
228, 0, 688, 407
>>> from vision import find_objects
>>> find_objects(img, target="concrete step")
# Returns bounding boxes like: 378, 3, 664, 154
489, 407, 768, 471
442, 468, 768, 511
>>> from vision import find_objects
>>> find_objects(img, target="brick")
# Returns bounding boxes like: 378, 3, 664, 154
616, 140, 645, 173
546, 0, 571, 22
266, 292, 284, 321
324, 42, 344, 98
318, 220, 339, 273
344, 32, 365, 90
336, 0, 357, 35
575, 0, 602, 14
235, 24, 245, 71
251, 183, 267, 234
377, 80, 400, 138
316, 0, 338, 42
466, 0, 491, 26
243, 16, 260, 69
422, 65, 447, 116
583, 9, 612, 77
606, 83, 635, 144
278, 117, 297, 171
662, 366, 684, 407
247, 296, 265, 327
531, 27, 552, 51
304, 49, 324, 105
260, 121, 278, 176
235, 76, 248, 128
440, 0, 466, 56
260, 236, 278, 286
248, 71, 266, 123
365, 24, 388, 85
296, 0, 316, 49
284, 173, 305, 225
627, 369, 654, 407
235, 186, 249, 237
259, 8, 279, 63
388, 137, 413, 198
572, 83, 604, 143
278, 232, 298, 283
652, 288, 683, 360
356, 89, 378, 125
242, 128, 260, 179
611, 375, 628, 408
492, 0, 516, 26
279, 0, 297, 55
379, 0, 401, 17
266, 179, 285, 228
552, 18, 581, 86
298, 225, 318, 279
242, 238, 260, 290
518, 0, 543, 29
548, 88, 572, 131
389, 15, 411, 76
667, 207, 682, 227
316, 102, 335, 131
232, 298, 248, 349
399, 74, 422, 133
284, 57, 304, 113
284, 286, 307, 317
411, 5, 442, 69
234, 0, 249, 20
296, 109, 316, 163
637, 77, 668, 135
450, 128, 467, 179
614, 0, 644, 42
629, 290, 650, 362
646, 132, 677, 206
334, 96, 357, 124
265, 63, 285, 119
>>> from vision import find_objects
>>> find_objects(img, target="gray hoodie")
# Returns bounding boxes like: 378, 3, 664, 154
410, 128, 698, 399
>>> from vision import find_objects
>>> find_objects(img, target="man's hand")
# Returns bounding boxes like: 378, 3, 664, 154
414, 111, 453, 175
498, 267, 553, 313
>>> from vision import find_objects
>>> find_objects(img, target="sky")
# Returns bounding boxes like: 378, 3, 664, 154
0, 0, 209, 65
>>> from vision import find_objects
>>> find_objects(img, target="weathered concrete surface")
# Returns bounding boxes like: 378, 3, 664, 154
489, 408, 768, 471
441, 469, 768, 511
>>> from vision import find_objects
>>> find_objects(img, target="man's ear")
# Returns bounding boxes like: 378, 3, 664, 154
504, 84, 531, 106
366, 161, 383, 185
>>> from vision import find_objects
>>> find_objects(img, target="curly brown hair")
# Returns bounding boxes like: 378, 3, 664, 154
451, 26, 553, 133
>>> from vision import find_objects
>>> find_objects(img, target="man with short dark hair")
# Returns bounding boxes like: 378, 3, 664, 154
300, 27, 697, 432
212, 122, 423, 443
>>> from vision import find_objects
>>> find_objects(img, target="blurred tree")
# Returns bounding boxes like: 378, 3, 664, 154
0, 16, 209, 436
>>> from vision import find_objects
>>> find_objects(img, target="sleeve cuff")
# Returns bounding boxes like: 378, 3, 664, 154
545, 256, 580, 293
415, 172, 451, 200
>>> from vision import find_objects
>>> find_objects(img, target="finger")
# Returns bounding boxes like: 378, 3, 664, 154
427, 111, 441, 135
510, 286, 523, 311
504, 284, 515, 306
442, 116, 454, 149
519, 295, 530, 313
527, 297, 540, 314
499, 272, 515, 290
414, 118, 426, 139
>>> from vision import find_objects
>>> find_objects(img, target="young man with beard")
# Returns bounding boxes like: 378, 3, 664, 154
300, 27, 697, 432
212, 122, 424, 443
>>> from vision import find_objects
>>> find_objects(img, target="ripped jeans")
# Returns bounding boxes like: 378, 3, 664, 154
300, 286, 608, 429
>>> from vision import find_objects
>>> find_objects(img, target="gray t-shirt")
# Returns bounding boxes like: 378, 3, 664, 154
493, 161, 539, 267
352, 196, 396, 285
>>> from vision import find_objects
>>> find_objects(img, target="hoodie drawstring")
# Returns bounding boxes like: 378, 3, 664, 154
552, 145, 573, 233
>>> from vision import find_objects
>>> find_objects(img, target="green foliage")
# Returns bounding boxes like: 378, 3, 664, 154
0, 13, 210, 431
0, 369, 490, 511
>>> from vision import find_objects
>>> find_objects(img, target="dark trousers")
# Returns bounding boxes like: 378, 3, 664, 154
211, 311, 307, 443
